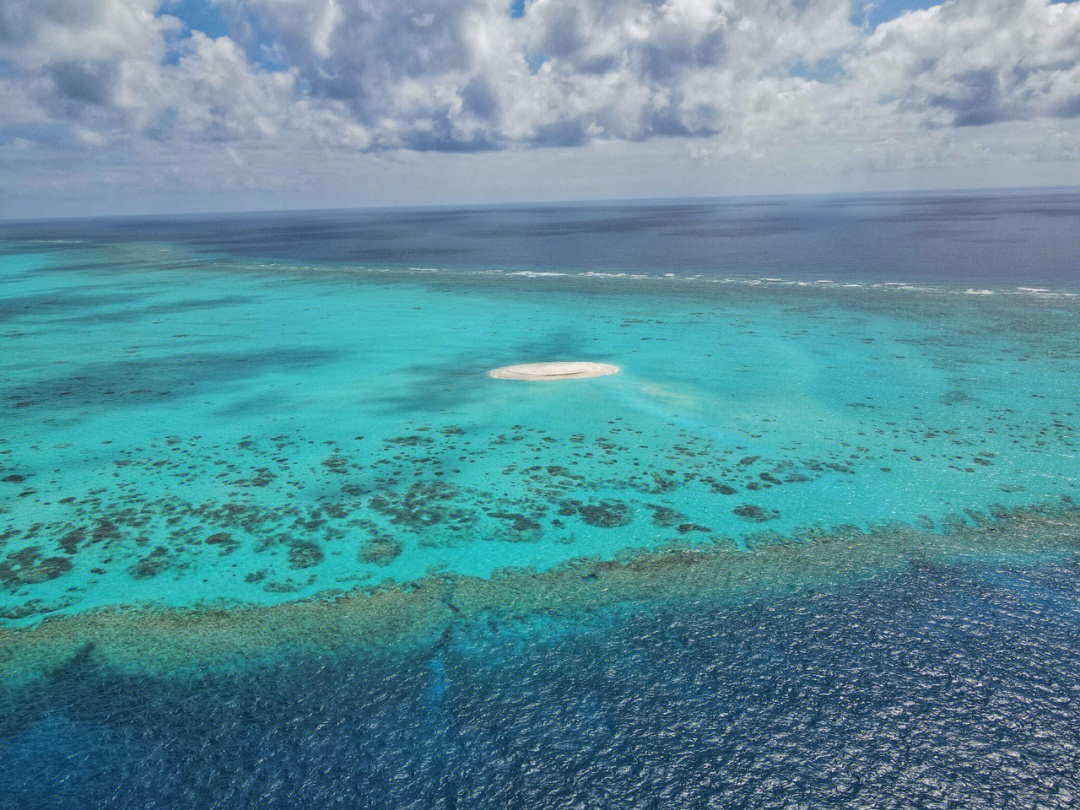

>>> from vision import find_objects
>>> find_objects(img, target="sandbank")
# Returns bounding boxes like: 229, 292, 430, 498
488, 361, 620, 380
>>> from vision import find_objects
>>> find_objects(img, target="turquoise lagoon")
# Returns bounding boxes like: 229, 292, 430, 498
2, 195, 1080, 809
3, 235, 1078, 625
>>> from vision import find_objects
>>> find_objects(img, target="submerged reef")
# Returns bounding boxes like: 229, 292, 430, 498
5, 244, 1080, 630
6, 395, 1071, 625
1, 498, 1077, 687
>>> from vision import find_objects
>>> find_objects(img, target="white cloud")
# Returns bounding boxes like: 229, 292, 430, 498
2, 0, 1080, 213
0, 0, 298, 147
219, 0, 863, 146
854, 0, 1080, 126
0, 0, 177, 107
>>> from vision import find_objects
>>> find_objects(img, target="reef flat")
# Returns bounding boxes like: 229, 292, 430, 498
3, 498, 1078, 687
7, 513, 1079, 810
3, 242, 1080, 631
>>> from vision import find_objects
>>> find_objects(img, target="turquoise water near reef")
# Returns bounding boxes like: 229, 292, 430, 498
2, 220, 1079, 624
3, 194, 1080, 809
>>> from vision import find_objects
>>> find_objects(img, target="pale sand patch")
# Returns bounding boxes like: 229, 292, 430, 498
488, 361, 620, 380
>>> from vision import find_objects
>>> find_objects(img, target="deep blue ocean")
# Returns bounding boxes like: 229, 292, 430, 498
5, 187, 1080, 287
2, 189, 1079, 809
5, 558, 1080, 809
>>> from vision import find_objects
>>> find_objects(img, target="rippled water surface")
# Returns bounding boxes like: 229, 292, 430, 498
4, 554, 1080, 809
2, 191, 1079, 808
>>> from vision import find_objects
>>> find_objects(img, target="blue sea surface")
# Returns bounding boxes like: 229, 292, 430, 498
5, 188, 1080, 287
4, 557, 1080, 809
1, 190, 1079, 808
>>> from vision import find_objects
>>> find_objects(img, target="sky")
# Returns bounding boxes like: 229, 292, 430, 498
2, 0, 1080, 218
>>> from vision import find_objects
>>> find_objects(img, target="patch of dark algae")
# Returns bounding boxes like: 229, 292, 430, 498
2, 499, 1079, 687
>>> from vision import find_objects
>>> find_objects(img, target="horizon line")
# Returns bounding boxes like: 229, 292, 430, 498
3, 183, 1079, 227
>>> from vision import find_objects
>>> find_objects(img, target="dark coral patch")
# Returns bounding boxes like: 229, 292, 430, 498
128, 547, 173, 579
321, 456, 349, 474
287, 540, 324, 569
360, 536, 402, 566
0, 547, 72, 587
647, 504, 686, 528
560, 500, 633, 528
205, 532, 238, 555
92, 519, 122, 544
59, 528, 86, 555
488, 512, 543, 539
733, 504, 780, 523
676, 523, 711, 534
368, 482, 475, 533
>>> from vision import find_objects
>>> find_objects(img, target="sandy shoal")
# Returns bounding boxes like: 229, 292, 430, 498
488, 361, 620, 380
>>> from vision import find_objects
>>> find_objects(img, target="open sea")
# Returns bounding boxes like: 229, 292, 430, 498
2, 190, 1079, 808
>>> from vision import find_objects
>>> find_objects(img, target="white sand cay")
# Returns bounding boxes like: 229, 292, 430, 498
488, 361, 620, 380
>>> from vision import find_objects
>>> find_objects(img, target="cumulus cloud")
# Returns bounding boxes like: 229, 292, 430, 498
217, 0, 863, 148
0, 0, 176, 108
0, 0, 300, 148
1, 0, 1079, 208
855, 0, 1080, 126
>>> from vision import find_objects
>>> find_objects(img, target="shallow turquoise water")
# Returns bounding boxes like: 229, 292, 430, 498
4, 197, 1080, 809
3, 239, 1078, 624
